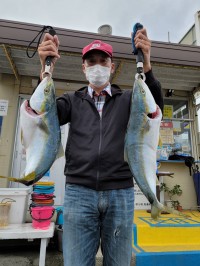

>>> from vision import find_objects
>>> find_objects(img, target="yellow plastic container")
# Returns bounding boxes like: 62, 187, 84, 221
0, 202, 11, 227
34, 181, 55, 186
0, 198, 15, 227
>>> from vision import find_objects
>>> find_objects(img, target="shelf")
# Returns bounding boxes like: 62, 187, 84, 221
158, 160, 185, 163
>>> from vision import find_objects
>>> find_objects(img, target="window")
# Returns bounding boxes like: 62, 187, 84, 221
157, 99, 192, 160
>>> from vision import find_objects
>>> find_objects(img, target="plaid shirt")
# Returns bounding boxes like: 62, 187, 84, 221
88, 85, 112, 117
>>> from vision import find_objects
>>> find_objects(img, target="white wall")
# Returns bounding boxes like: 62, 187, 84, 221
159, 162, 197, 209
195, 10, 200, 45
0, 74, 20, 187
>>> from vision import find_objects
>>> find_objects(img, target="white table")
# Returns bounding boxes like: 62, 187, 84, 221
0, 222, 55, 266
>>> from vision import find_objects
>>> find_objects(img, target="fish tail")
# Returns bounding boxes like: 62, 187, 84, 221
162, 205, 191, 218
151, 202, 190, 220
0, 176, 20, 182
151, 204, 162, 220
0, 172, 36, 186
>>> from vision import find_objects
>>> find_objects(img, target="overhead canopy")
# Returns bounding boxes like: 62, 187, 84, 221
1, 19, 200, 92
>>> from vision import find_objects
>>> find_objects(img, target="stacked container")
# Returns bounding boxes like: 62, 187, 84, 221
30, 181, 55, 229
31, 181, 55, 207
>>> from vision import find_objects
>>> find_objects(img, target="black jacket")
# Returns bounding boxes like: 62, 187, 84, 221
56, 70, 163, 190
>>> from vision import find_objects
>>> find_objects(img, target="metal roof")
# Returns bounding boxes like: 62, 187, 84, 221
1, 19, 200, 93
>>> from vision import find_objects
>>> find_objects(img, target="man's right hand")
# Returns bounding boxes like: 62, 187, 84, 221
38, 33, 60, 79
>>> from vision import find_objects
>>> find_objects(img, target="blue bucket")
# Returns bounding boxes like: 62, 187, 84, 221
55, 206, 63, 225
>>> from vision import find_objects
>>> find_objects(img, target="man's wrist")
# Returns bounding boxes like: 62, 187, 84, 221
144, 63, 151, 73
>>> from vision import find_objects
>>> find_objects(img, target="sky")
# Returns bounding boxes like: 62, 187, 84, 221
0, 0, 200, 43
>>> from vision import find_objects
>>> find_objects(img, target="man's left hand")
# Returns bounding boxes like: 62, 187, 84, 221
134, 28, 151, 73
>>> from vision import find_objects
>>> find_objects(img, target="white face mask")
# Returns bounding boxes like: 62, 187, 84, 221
85, 64, 111, 87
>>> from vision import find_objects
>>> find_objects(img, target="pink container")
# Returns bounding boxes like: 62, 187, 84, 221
30, 206, 55, 230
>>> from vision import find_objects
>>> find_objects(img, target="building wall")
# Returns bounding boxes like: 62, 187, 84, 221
179, 11, 200, 45
179, 25, 196, 45
195, 10, 200, 45
0, 74, 34, 187
179, 11, 200, 155
159, 162, 197, 209
0, 74, 20, 187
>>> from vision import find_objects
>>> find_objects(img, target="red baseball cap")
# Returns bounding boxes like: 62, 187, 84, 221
82, 40, 113, 59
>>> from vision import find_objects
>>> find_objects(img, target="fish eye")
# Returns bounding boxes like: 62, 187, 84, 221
44, 87, 50, 94
141, 88, 145, 94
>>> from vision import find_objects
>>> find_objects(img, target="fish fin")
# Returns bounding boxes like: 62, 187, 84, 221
16, 172, 36, 186
21, 129, 24, 145
38, 119, 49, 134
23, 172, 36, 182
0, 172, 36, 186
56, 143, 64, 159
124, 149, 128, 163
158, 135, 162, 147
156, 176, 160, 186
143, 119, 150, 131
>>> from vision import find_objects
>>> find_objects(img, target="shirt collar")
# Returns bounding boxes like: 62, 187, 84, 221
88, 84, 112, 98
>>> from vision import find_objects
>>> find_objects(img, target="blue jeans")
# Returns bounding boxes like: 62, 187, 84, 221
63, 184, 134, 266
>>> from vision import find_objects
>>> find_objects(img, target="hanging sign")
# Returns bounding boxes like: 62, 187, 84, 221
160, 121, 174, 144
163, 105, 173, 119
0, 100, 9, 116
134, 181, 151, 210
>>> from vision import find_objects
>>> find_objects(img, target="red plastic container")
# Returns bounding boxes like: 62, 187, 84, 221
30, 206, 55, 230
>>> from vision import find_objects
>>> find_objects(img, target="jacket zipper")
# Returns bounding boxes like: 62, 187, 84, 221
96, 116, 102, 190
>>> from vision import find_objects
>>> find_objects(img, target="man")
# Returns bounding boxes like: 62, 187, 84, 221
38, 28, 163, 266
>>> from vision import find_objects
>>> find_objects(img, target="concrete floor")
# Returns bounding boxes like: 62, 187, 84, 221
0, 237, 63, 266
0, 238, 136, 266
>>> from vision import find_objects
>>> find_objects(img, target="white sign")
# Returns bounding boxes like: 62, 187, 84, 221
134, 181, 151, 210
0, 100, 9, 116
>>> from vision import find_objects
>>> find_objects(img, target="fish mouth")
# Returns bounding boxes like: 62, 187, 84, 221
148, 106, 161, 119
24, 100, 42, 116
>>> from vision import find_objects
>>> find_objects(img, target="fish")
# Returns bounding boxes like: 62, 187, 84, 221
124, 76, 188, 220
0, 77, 62, 186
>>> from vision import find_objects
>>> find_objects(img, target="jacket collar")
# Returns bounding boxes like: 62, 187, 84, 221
75, 84, 122, 99
88, 84, 112, 98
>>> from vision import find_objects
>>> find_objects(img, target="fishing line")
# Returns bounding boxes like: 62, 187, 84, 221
26, 26, 56, 58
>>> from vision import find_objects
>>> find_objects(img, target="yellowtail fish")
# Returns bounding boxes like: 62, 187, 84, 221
0, 77, 63, 186
124, 76, 188, 220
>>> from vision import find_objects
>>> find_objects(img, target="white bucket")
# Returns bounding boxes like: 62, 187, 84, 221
0, 188, 31, 224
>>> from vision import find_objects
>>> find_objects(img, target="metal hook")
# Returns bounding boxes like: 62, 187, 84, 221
135, 73, 146, 81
